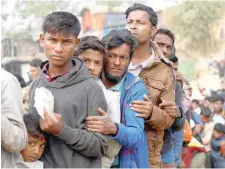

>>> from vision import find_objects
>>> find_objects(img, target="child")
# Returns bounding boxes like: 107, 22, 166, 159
210, 123, 225, 168
20, 113, 46, 168
77, 36, 121, 168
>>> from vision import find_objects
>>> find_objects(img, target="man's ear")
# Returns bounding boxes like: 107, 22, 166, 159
150, 26, 157, 40
40, 34, 44, 47
75, 38, 80, 48
73, 38, 80, 56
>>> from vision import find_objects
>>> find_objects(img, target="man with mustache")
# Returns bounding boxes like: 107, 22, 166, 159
86, 29, 149, 168
125, 3, 179, 168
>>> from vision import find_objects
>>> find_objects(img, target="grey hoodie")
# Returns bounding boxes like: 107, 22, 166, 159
1, 68, 28, 168
29, 58, 108, 168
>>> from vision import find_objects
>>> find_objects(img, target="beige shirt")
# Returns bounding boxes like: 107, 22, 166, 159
201, 121, 215, 151
128, 49, 155, 76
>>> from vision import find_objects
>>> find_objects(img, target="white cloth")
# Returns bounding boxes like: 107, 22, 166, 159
194, 107, 201, 115
97, 80, 121, 123
97, 79, 122, 168
213, 114, 225, 125
34, 87, 57, 122
201, 121, 215, 151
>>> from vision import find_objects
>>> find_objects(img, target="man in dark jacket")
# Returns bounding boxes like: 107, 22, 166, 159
211, 123, 225, 168
29, 11, 108, 168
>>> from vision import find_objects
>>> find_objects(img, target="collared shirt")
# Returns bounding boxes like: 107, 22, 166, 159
42, 61, 75, 82
128, 48, 155, 76
110, 75, 126, 92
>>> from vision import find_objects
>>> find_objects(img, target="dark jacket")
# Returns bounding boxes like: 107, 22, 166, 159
29, 58, 108, 168
211, 135, 225, 168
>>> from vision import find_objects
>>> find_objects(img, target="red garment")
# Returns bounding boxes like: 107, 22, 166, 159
183, 146, 206, 168
42, 63, 69, 82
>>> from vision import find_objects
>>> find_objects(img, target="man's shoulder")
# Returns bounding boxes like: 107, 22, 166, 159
125, 72, 147, 93
142, 61, 174, 80
83, 78, 105, 95
157, 60, 173, 72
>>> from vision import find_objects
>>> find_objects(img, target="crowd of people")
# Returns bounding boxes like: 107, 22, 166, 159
1, 3, 225, 168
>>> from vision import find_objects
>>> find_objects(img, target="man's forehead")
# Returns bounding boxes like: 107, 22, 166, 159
154, 33, 173, 45
45, 31, 77, 39
127, 10, 150, 20
108, 44, 130, 54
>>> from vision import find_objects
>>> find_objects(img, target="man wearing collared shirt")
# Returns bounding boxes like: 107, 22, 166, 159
125, 3, 177, 168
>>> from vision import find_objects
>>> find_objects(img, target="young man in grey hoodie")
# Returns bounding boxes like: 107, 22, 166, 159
28, 11, 108, 168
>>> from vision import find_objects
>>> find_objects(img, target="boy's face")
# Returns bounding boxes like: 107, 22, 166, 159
78, 49, 104, 78
21, 134, 46, 162
40, 32, 77, 68
214, 100, 223, 113
213, 130, 223, 139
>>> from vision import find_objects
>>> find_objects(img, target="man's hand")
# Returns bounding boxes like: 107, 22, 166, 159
85, 108, 118, 135
130, 95, 153, 120
159, 100, 179, 118
40, 111, 64, 135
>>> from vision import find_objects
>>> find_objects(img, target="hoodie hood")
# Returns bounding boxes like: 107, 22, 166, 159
38, 57, 91, 88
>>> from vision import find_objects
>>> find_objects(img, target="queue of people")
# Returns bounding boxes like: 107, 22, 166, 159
1, 3, 225, 168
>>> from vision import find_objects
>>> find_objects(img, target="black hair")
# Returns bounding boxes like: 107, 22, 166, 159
192, 99, 200, 105
23, 113, 45, 138
200, 107, 212, 117
102, 29, 137, 59
213, 95, 224, 103
30, 58, 42, 67
170, 55, 178, 63
77, 36, 107, 57
214, 123, 225, 134
153, 28, 175, 46
42, 11, 81, 37
205, 96, 214, 102
126, 3, 158, 26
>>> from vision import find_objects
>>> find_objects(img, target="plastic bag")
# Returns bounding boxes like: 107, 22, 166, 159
34, 87, 58, 122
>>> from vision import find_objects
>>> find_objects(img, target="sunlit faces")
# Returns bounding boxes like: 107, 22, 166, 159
40, 32, 77, 68
78, 49, 104, 78
21, 134, 46, 162
153, 33, 173, 58
126, 10, 156, 44
104, 43, 131, 82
